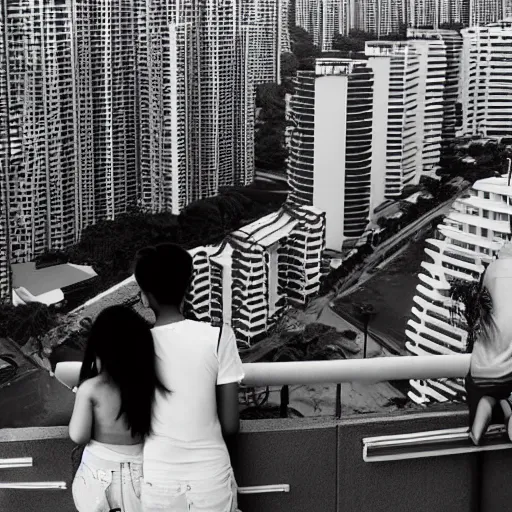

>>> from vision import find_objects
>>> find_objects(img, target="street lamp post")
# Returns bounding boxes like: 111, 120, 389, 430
353, 303, 377, 359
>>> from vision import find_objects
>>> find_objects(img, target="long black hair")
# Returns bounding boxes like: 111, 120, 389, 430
79, 305, 169, 439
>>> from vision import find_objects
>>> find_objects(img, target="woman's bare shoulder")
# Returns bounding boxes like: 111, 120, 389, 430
77, 375, 111, 404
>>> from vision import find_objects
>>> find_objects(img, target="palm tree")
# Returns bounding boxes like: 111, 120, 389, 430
448, 276, 493, 353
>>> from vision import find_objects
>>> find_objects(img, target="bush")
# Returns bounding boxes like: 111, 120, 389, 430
35, 250, 70, 269
341, 330, 357, 341
0, 302, 58, 347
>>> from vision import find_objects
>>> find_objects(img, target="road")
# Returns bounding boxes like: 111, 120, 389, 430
336, 189, 468, 298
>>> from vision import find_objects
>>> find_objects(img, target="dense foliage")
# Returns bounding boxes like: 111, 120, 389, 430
332, 27, 407, 55
254, 83, 288, 171
289, 25, 321, 70
265, 322, 361, 362
29, 186, 285, 319
449, 277, 494, 353
0, 302, 59, 348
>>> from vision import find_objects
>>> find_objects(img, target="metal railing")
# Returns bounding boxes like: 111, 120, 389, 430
0, 456, 67, 491
55, 355, 471, 390
241, 354, 471, 386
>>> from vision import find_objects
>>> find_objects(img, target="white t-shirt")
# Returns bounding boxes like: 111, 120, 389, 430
143, 320, 245, 483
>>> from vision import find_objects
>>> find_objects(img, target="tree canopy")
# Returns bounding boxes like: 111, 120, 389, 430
30, 185, 286, 314
255, 83, 288, 172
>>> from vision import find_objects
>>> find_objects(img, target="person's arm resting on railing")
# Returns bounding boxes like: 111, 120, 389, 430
216, 325, 245, 440
69, 379, 95, 445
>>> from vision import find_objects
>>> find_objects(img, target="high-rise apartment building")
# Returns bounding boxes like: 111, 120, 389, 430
437, 30, 463, 142
74, 0, 140, 222
468, 0, 512, 26
295, 0, 344, 51
138, 0, 255, 214
0, 2, 11, 301
407, 176, 512, 404
280, 0, 292, 54
184, 204, 326, 345
350, 0, 407, 37
364, 32, 456, 199
287, 59, 375, 251
460, 19, 512, 138
365, 41, 419, 201
2, 0, 80, 267
410, 0, 465, 29
407, 29, 447, 177
242, 0, 287, 84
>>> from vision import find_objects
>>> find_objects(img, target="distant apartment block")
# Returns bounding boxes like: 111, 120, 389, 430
0, 0, 145, 285
280, 0, 292, 54
2, 0, 80, 267
365, 41, 419, 201
364, 32, 457, 200
407, 176, 512, 405
139, 0, 255, 214
241, 0, 287, 84
184, 204, 326, 345
460, 19, 512, 138
0, 3, 10, 301
295, 0, 344, 51
407, 29, 447, 178
74, 0, 140, 222
350, 0, 407, 37
436, 30, 464, 142
286, 59, 377, 251
468, 0, 512, 26
410, 0, 465, 29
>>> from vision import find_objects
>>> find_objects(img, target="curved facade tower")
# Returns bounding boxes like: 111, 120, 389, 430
286, 72, 315, 207
407, 176, 512, 405
286, 59, 375, 252
461, 20, 512, 139
343, 63, 374, 238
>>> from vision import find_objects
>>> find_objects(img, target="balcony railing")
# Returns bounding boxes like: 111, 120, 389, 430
241, 354, 470, 386
55, 354, 471, 389
3, 354, 512, 512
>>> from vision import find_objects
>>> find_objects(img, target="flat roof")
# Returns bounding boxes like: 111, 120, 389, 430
12, 262, 97, 297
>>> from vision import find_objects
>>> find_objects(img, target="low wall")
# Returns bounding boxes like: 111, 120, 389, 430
2, 407, 512, 512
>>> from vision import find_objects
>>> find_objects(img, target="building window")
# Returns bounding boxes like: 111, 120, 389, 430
481, 228, 488, 238
482, 209, 489, 218
484, 192, 490, 199
469, 225, 477, 235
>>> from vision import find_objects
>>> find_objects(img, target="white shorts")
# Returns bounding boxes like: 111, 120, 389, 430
72, 444, 143, 512
141, 468, 240, 512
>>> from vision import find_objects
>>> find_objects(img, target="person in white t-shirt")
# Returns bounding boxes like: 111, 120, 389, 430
134, 243, 245, 512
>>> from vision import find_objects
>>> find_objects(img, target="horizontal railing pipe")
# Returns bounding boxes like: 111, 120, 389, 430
241, 355, 471, 387
56, 355, 471, 390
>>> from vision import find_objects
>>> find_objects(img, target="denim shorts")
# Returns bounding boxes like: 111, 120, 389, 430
141, 468, 240, 512
72, 449, 143, 512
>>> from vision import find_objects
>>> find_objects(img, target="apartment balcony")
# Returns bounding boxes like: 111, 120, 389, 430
1, 356, 512, 512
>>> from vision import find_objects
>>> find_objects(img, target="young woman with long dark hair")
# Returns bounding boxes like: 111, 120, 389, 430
69, 305, 168, 512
